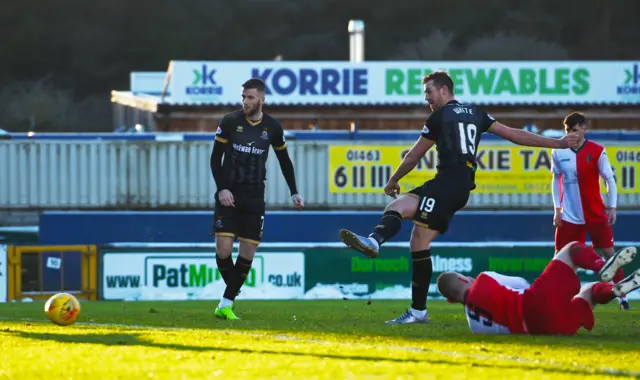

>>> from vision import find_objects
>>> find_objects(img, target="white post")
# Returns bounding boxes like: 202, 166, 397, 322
348, 19, 365, 63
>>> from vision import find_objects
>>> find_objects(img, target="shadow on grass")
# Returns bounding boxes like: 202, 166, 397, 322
3, 329, 637, 378
78, 300, 640, 353
3, 300, 640, 356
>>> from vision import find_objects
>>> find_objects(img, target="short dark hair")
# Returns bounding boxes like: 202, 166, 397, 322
563, 112, 587, 130
422, 70, 454, 94
242, 78, 266, 93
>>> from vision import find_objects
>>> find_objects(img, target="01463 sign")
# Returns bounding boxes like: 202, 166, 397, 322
329, 145, 640, 194
102, 251, 305, 301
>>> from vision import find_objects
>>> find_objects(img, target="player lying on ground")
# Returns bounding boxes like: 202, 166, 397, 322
210, 78, 304, 320
551, 112, 629, 310
437, 242, 640, 335
339, 70, 580, 324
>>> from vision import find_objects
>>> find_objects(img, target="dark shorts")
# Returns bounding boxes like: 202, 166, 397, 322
407, 176, 471, 234
213, 189, 265, 245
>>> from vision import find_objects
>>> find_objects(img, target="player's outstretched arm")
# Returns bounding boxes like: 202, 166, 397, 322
488, 122, 579, 149
390, 137, 435, 182
383, 137, 435, 197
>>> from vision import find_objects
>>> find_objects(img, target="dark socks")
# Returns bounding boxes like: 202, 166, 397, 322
410, 249, 432, 311
369, 210, 403, 246
216, 255, 235, 285
223, 256, 253, 301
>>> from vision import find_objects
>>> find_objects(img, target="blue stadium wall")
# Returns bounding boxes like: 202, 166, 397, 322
39, 211, 640, 245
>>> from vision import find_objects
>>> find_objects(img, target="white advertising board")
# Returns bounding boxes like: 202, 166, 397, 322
102, 251, 304, 301
166, 60, 640, 105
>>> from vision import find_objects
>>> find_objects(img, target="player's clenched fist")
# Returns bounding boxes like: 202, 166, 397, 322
384, 179, 401, 198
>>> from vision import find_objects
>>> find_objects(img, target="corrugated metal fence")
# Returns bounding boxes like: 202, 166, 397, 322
1, 140, 637, 209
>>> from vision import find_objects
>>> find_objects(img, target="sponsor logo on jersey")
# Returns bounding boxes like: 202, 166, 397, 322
233, 143, 265, 155
422, 125, 430, 134
216, 126, 223, 135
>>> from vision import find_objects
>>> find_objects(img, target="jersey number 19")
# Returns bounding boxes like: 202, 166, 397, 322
458, 122, 477, 155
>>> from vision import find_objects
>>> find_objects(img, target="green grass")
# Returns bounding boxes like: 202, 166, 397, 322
1, 300, 639, 379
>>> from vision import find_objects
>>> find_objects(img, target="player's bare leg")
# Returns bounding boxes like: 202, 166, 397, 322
340, 195, 418, 258
601, 246, 631, 310
215, 240, 258, 320
576, 283, 597, 307
385, 224, 438, 324
578, 282, 614, 309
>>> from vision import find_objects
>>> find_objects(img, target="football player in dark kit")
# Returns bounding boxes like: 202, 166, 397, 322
210, 78, 304, 320
340, 71, 580, 324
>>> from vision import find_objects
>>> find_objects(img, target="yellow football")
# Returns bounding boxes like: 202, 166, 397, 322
44, 293, 81, 326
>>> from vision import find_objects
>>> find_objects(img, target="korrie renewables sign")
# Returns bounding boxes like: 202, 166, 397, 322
166, 61, 640, 105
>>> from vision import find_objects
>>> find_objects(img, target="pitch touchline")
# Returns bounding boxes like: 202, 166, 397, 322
0, 318, 637, 377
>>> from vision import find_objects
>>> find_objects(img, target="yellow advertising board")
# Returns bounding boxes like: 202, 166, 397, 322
328, 145, 639, 194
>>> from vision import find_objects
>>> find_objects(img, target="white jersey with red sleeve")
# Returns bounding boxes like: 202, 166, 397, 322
464, 272, 529, 335
551, 140, 617, 225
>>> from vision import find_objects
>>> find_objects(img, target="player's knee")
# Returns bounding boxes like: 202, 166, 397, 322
566, 241, 594, 259
555, 241, 593, 269
555, 241, 582, 260
385, 195, 418, 219
238, 240, 258, 260
384, 199, 403, 214
216, 237, 234, 258
410, 225, 437, 251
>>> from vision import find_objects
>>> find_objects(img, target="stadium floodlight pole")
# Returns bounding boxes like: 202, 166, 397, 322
348, 19, 365, 63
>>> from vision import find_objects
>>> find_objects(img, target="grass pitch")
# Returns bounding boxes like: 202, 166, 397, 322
0, 300, 639, 379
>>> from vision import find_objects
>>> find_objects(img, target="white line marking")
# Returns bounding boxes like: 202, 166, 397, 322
106, 241, 640, 249
0, 318, 637, 377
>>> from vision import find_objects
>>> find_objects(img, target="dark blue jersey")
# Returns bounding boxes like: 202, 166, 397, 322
215, 110, 287, 189
421, 100, 496, 186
